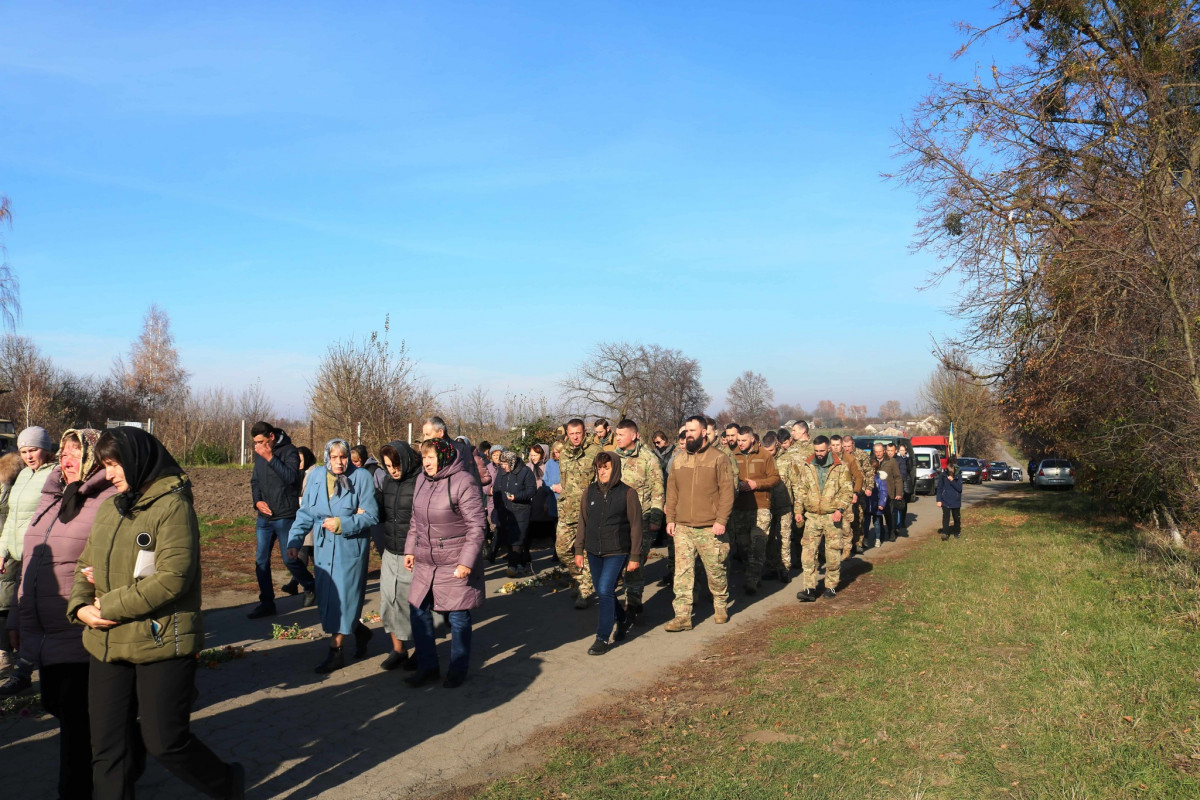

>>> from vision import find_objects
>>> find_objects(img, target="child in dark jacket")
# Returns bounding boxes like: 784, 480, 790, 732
936, 458, 964, 539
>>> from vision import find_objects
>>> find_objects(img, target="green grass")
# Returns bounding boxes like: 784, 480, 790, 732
197, 515, 256, 545
473, 489, 1200, 799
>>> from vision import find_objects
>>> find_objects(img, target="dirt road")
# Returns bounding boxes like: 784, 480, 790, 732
1, 479, 1017, 799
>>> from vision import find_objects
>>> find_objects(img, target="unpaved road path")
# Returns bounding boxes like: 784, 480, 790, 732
1, 479, 1018, 799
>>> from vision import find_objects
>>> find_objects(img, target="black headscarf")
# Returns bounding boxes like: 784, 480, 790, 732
103, 426, 184, 515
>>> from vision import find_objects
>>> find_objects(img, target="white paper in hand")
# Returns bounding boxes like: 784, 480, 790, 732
134, 549, 157, 579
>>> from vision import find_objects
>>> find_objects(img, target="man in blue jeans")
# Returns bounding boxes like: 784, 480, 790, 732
247, 422, 315, 618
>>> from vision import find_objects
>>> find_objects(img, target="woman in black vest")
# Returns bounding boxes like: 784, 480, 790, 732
375, 441, 422, 670
573, 452, 642, 655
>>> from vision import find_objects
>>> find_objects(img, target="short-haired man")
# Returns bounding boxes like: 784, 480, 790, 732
707, 417, 741, 487
794, 435, 855, 602
611, 419, 665, 618
664, 415, 735, 631
871, 443, 901, 544
842, 436, 874, 552
760, 431, 793, 583
830, 435, 865, 559
557, 418, 603, 608
592, 418, 613, 450
722, 423, 740, 452
731, 425, 780, 594
248, 421, 315, 618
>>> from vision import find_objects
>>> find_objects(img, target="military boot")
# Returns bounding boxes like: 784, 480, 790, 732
713, 609, 730, 624
664, 616, 693, 632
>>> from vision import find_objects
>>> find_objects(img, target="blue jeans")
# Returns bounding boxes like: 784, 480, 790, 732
410, 590, 472, 677
587, 552, 629, 643
255, 516, 314, 605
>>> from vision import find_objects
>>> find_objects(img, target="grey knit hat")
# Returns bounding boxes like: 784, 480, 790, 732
17, 426, 54, 452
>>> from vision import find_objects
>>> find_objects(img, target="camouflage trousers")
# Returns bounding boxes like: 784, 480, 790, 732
555, 511, 594, 598
800, 513, 846, 593
672, 524, 729, 618
843, 501, 862, 559
768, 511, 794, 573
730, 508, 771, 587
623, 517, 657, 599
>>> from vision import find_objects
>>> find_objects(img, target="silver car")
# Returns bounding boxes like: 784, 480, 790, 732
1033, 459, 1075, 489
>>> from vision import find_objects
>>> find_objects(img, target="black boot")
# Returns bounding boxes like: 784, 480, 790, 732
354, 623, 373, 658
314, 647, 344, 674
796, 588, 818, 603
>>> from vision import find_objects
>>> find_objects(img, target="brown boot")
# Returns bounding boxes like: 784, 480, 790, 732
713, 609, 729, 624
664, 616, 693, 632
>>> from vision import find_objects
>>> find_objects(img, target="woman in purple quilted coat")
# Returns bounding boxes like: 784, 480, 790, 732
403, 438, 486, 689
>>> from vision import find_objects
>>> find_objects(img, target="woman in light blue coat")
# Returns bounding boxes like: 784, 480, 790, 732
287, 438, 379, 674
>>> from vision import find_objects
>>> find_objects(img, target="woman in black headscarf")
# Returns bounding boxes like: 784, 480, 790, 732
68, 427, 243, 800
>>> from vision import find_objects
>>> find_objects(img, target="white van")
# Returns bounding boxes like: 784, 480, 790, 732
912, 447, 942, 495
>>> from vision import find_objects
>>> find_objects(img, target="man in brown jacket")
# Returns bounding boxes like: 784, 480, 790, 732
731, 426, 780, 594
664, 415, 735, 631
831, 435, 865, 559
872, 442, 901, 543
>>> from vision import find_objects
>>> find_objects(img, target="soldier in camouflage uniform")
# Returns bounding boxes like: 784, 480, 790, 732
610, 419, 665, 616
706, 419, 740, 491
664, 416, 735, 631
792, 436, 855, 602
775, 421, 814, 563
592, 418, 614, 450
841, 435, 874, 554
761, 431, 793, 583
830, 435, 865, 559
730, 426, 780, 594
556, 418, 603, 607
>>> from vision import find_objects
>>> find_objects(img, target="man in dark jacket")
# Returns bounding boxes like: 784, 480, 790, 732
248, 422, 315, 618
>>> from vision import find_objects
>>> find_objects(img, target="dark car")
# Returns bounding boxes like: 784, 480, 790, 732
957, 457, 984, 484
990, 461, 1013, 481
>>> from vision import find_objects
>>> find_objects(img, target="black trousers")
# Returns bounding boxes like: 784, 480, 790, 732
941, 506, 961, 535
89, 656, 232, 800
882, 499, 897, 541
41, 662, 93, 800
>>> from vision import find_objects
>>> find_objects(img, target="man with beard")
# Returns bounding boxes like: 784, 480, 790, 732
730, 426, 780, 594
841, 435, 874, 554
592, 418, 614, 450
830, 435, 865, 559
610, 419, 664, 618
793, 436, 855, 602
557, 419, 603, 608
664, 416, 735, 631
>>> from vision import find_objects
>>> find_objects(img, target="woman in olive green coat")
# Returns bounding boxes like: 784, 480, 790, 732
68, 427, 243, 800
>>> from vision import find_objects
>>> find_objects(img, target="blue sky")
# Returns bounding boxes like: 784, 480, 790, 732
0, 1, 1017, 418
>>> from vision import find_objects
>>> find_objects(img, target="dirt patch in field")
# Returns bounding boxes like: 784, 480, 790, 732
187, 467, 256, 519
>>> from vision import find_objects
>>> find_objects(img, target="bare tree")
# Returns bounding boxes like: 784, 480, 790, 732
775, 402, 808, 424
725, 371, 776, 431
114, 304, 189, 415
920, 359, 1001, 459
237, 378, 276, 423
892, 0, 1200, 525
561, 342, 708, 432
308, 316, 430, 447
0, 335, 57, 428
878, 400, 903, 421
0, 196, 19, 331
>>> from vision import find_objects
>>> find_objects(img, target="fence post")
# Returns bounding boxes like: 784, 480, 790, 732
357, 422, 362, 445
240, 420, 246, 466
407, 422, 413, 444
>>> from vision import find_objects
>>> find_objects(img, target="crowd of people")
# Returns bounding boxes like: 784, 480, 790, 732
0, 413, 967, 799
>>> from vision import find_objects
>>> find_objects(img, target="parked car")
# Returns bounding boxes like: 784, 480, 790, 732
912, 447, 941, 495
1033, 459, 1075, 489
990, 461, 1013, 481
957, 457, 985, 484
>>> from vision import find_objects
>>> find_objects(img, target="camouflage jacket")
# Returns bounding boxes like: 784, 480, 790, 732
593, 431, 614, 451
560, 440, 602, 504
613, 440, 665, 525
713, 440, 741, 485
792, 455, 855, 517
845, 448, 872, 494
775, 440, 814, 498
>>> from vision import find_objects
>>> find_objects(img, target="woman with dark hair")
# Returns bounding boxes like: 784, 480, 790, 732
282, 446, 319, 586
404, 438, 486, 689
286, 439, 379, 674
494, 450, 537, 578
13, 429, 116, 799
375, 440, 421, 670
574, 451, 641, 655
528, 443, 556, 551
68, 426, 242, 800
349, 444, 380, 477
